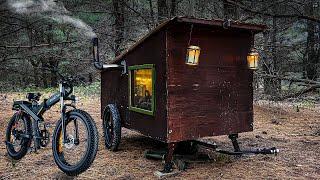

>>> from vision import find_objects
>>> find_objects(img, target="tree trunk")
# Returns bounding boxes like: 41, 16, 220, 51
263, 3, 281, 95
157, 0, 168, 23
149, 0, 155, 27
187, 0, 195, 17
271, 14, 281, 94
113, 0, 125, 56
223, 0, 239, 20
88, 73, 93, 84
49, 56, 58, 87
170, 0, 177, 18
305, 0, 319, 80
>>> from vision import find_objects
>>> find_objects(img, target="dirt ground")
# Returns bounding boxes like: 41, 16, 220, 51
0, 93, 319, 179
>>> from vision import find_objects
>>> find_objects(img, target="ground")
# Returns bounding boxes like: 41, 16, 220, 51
0, 93, 319, 179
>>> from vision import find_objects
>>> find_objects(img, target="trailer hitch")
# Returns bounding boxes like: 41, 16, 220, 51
198, 134, 279, 156
146, 137, 279, 176
216, 147, 279, 156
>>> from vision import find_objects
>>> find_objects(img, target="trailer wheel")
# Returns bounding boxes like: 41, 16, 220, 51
102, 104, 121, 151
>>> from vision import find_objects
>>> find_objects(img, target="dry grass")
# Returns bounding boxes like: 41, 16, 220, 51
0, 93, 319, 179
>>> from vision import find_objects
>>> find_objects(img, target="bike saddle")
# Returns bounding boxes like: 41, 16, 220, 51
26, 93, 41, 101
13, 101, 32, 106
13, 101, 32, 110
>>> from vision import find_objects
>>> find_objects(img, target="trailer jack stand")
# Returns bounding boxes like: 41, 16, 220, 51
228, 134, 241, 152
161, 143, 176, 173
161, 162, 174, 173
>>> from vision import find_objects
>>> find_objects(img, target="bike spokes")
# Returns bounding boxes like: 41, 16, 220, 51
52, 109, 98, 176
10, 118, 26, 152
57, 117, 89, 166
6, 113, 31, 160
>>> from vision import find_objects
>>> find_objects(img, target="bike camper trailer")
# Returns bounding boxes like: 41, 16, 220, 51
92, 16, 270, 172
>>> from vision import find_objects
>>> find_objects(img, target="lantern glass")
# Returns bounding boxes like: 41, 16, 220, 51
186, 46, 201, 65
247, 50, 259, 70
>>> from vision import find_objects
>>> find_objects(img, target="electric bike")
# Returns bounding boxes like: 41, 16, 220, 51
5, 76, 98, 176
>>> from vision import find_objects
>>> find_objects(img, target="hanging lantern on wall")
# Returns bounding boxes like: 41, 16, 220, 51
247, 48, 259, 70
186, 45, 201, 66
185, 24, 200, 66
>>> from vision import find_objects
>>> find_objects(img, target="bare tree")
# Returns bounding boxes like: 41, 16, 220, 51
112, 0, 125, 56
158, 0, 169, 23
305, 0, 319, 80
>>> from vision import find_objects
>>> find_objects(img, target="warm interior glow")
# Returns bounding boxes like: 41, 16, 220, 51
186, 45, 201, 65
133, 69, 153, 111
247, 50, 259, 70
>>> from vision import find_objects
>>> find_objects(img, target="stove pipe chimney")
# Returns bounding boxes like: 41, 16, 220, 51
92, 37, 123, 70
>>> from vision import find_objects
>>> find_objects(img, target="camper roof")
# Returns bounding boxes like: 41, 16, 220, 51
111, 16, 266, 63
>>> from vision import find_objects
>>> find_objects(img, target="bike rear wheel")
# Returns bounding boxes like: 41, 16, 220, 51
5, 112, 31, 160
52, 109, 98, 176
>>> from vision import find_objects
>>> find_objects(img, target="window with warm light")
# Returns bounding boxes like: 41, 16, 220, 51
128, 64, 155, 115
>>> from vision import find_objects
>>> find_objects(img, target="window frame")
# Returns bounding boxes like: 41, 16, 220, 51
128, 64, 156, 116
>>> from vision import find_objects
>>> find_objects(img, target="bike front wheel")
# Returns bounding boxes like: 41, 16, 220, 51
52, 109, 98, 176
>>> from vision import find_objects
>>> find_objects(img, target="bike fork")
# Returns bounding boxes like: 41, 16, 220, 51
60, 83, 67, 143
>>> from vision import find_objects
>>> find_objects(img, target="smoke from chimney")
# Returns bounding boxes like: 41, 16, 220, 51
7, 0, 97, 38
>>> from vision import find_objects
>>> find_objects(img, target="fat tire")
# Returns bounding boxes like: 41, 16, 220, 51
103, 104, 121, 151
52, 109, 99, 176
5, 113, 31, 160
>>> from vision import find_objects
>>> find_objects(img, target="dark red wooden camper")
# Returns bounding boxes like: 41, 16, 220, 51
97, 17, 267, 172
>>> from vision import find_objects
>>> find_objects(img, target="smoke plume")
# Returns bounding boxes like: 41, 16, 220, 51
8, 0, 97, 38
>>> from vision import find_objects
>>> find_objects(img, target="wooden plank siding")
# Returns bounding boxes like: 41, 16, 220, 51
101, 30, 168, 142
101, 17, 264, 143
166, 23, 254, 142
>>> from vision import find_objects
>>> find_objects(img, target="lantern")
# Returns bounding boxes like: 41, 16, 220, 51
186, 45, 201, 66
247, 49, 259, 70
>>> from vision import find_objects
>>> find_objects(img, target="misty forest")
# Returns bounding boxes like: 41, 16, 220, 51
0, 0, 319, 179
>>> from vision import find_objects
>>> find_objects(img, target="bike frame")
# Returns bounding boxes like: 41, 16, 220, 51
12, 81, 77, 151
